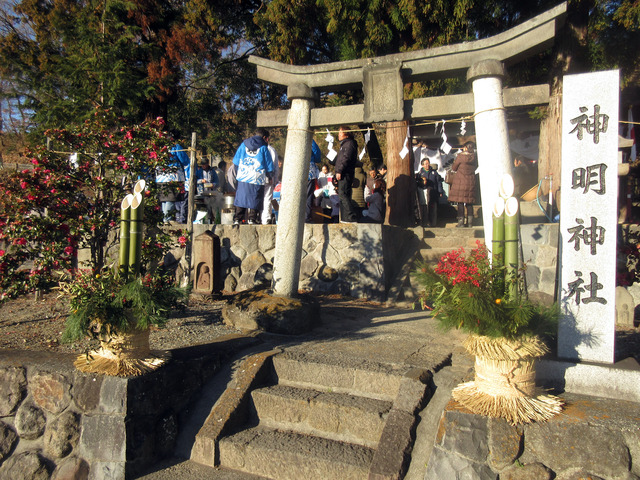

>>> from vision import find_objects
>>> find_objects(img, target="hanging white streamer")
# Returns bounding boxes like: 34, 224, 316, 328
325, 128, 337, 161
460, 120, 467, 136
358, 128, 371, 160
399, 136, 409, 159
440, 120, 452, 154
325, 128, 334, 144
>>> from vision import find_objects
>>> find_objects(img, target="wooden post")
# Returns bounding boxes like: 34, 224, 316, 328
385, 120, 414, 226
187, 132, 197, 228
185, 133, 197, 287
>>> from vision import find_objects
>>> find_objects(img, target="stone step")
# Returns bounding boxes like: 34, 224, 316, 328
251, 384, 392, 448
272, 352, 405, 402
218, 426, 374, 480
418, 249, 451, 263
420, 234, 482, 249
409, 225, 485, 238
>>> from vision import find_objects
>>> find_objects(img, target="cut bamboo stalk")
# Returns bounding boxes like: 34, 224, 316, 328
504, 196, 519, 300
133, 179, 146, 195
119, 194, 133, 279
492, 197, 505, 270
499, 173, 514, 199
128, 193, 143, 276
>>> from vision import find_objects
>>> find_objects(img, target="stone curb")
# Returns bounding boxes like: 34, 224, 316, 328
190, 348, 281, 467
368, 367, 432, 479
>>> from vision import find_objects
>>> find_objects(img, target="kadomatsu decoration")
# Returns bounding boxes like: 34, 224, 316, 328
61, 180, 186, 376
413, 174, 563, 424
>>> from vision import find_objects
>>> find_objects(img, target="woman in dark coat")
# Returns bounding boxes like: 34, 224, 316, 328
448, 141, 478, 227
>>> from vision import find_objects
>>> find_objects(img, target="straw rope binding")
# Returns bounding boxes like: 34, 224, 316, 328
74, 328, 170, 377
453, 335, 564, 425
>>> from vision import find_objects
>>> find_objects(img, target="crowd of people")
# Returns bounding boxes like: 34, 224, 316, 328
213, 125, 389, 225
156, 126, 534, 228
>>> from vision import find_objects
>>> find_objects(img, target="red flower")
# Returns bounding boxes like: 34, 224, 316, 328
64, 246, 75, 255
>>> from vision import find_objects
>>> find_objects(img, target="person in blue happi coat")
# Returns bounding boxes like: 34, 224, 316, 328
305, 139, 322, 222
232, 128, 274, 224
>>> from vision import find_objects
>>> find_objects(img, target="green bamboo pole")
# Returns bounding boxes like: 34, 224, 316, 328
128, 193, 143, 277
119, 194, 133, 279
504, 196, 519, 300
492, 197, 505, 269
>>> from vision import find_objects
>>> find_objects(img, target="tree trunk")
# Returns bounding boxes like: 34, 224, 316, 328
385, 120, 414, 226
538, 0, 593, 210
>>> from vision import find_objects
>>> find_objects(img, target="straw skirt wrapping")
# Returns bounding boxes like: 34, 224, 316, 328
452, 335, 563, 425
74, 328, 170, 377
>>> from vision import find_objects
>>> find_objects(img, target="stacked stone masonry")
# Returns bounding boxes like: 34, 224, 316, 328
0, 337, 256, 480
427, 397, 640, 480
0, 364, 91, 480
172, 223, 560, 302
180, 223, 387, 301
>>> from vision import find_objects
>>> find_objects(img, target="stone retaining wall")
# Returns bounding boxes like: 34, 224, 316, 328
0, 336, 257, 480
170, 223, 387, 301
520, 223, 559, 300
427, 396, 640, 480
162, 223, 560, 302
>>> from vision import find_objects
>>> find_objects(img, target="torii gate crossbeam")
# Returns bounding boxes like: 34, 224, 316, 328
249, 3, 567, 298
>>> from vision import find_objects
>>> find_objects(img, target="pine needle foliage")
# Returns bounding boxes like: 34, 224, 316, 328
413, 242, 558, 340
60, 267, 188, 343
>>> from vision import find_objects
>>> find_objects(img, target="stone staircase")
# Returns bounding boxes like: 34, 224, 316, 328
390, 197, 549, 305
192, 349, 430, 479
387, 223, 485, 305
417, 224, 485, 263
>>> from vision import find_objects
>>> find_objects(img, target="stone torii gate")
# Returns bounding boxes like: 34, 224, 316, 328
250, 3, 567, 298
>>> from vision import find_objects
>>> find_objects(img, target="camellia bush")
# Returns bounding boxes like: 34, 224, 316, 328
0, 108, 182, 301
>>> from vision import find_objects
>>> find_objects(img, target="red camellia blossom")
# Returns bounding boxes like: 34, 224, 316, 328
0, 108, 177, 303
178, 236, 187, 246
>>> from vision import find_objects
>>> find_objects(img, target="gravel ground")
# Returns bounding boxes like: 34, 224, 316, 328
0, 291, 240, 353
0, 290, 638, 363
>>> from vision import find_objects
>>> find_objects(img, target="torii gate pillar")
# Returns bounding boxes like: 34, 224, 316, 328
467, 60, 512, 252
272, 83, 316, 297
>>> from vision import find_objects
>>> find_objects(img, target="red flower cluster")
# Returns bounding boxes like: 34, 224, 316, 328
434, 241, 489, 288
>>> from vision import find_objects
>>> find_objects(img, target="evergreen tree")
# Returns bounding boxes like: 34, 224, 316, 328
0, 0, 266, 150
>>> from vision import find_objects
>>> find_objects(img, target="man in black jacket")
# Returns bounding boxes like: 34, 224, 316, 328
334, 126, 358, 223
